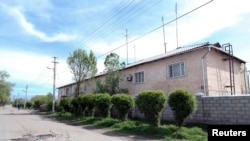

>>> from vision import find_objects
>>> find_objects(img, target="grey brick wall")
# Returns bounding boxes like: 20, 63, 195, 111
132, 94, 250, 125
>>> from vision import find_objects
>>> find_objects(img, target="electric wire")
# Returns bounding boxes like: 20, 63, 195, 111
96, 0, 214, 58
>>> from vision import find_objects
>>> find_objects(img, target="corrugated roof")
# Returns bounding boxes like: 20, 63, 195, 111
125, 42, 211, 69
57, 42, 245, 88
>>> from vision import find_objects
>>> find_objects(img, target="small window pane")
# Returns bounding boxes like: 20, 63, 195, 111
135, 71, 144, 83
168, 61, 185, 78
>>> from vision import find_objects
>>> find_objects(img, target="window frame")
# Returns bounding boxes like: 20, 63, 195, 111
65, 87, 71, 96
83, 84, 87, 92
167, 61, 186, 78
134, 71, 145, 84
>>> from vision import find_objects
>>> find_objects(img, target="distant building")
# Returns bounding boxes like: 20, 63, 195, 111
57, 42, 249, 100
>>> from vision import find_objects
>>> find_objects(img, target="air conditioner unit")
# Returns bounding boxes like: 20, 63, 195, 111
127, 74, 133, 81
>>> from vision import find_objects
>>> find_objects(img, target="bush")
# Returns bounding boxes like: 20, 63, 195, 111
135, 90, 166, 127
111, 93, 134, 121
71, 96, 83, 115
82, 94, 96, 116
26, 101, 32, 109
59, 97, 72, 113
33, 100, 41, 110
168, 88, 197, 127
47, 101, 52, 111
94, 93, 112, 118
55, 102, 62, 112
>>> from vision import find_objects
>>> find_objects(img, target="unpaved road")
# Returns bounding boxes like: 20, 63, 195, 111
0, 105, 159, 141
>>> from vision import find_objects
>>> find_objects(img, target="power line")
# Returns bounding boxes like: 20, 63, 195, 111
72, 0, 136, 49
96, 0, 213, 58
85, 0, 163, 52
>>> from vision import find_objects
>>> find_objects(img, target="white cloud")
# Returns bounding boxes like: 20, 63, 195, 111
0, 49, 73, 92
84, 0, 250, 69
9, 7, 77, 42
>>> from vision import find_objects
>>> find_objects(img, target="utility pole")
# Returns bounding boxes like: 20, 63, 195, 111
48, 57, 58, 113
23, 85, 28, 109
134, 45, 136, 63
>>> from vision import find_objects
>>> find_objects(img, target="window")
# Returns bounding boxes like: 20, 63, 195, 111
83, 84, 87, 92
134, 71, 144, 83
66, 88, 70, 96
168, 61, 185, 78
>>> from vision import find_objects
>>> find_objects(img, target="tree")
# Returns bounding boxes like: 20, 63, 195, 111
67, 49, 97, 96
30, 94, 51, 110
103, 53, 125, 95
0, 70, 14, 106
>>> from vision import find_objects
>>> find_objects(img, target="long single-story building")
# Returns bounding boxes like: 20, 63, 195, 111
57, 42, 249, 100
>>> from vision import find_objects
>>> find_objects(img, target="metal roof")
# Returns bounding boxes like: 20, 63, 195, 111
125, 42, 211, 69
57, 42, 245, 89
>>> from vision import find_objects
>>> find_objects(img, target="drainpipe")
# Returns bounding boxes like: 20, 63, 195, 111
201, 46, 211, 96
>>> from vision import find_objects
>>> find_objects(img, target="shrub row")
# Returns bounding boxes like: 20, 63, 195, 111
58, 88, 197, 128
58, 93, 134, 121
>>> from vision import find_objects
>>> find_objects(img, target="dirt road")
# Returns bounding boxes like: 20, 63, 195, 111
0, 105, 158, 141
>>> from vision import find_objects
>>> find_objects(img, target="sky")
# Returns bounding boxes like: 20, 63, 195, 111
0, 0, 250, 100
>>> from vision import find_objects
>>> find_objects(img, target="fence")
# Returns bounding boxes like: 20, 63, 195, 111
132, 93, 250, 125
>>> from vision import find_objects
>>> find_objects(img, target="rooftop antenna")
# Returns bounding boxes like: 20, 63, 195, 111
125, 29, 128, 64
175, 2, 179, 49
162, 16, 167, 53
134, 45, 136, 63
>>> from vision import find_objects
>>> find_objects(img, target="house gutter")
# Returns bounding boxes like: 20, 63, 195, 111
201, 46, 211, 96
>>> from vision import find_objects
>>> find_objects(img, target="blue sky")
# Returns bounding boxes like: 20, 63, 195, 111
0, 0, 250, 100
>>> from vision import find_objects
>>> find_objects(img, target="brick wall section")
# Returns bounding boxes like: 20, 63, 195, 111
132, 94, 250, 125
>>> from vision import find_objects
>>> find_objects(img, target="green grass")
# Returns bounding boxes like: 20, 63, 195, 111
49, 112, 207, 141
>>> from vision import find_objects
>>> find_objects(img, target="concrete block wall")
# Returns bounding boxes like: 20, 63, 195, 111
132, 94, 250, 125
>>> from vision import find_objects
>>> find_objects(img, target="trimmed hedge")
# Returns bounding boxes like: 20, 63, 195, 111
135, 90, 166, 127
94, 93, 112, 118
111, 93, 134, 121
168, 88, 197, 127
71, 96, 83, 115
59, 97, 72, 113
82, 94, 96, 116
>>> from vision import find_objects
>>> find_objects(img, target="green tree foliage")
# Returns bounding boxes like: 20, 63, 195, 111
0, 70, 14, 105
30, 93, 52, 110
111, 93, 134, 121
98, 53, 125, 95
55, 102, 62, 112
135, 90, 166, 127
12, 98, 25, 109
59, 97, 72, 112
168, 88, 197, 127
67, 49, 97, 96
0, 94, 8, 106
46, 92, 53, 103
94, 80, 108, 93
26, 101, 32, 109
82, 94, 96, 116
94, 93, 112, 117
